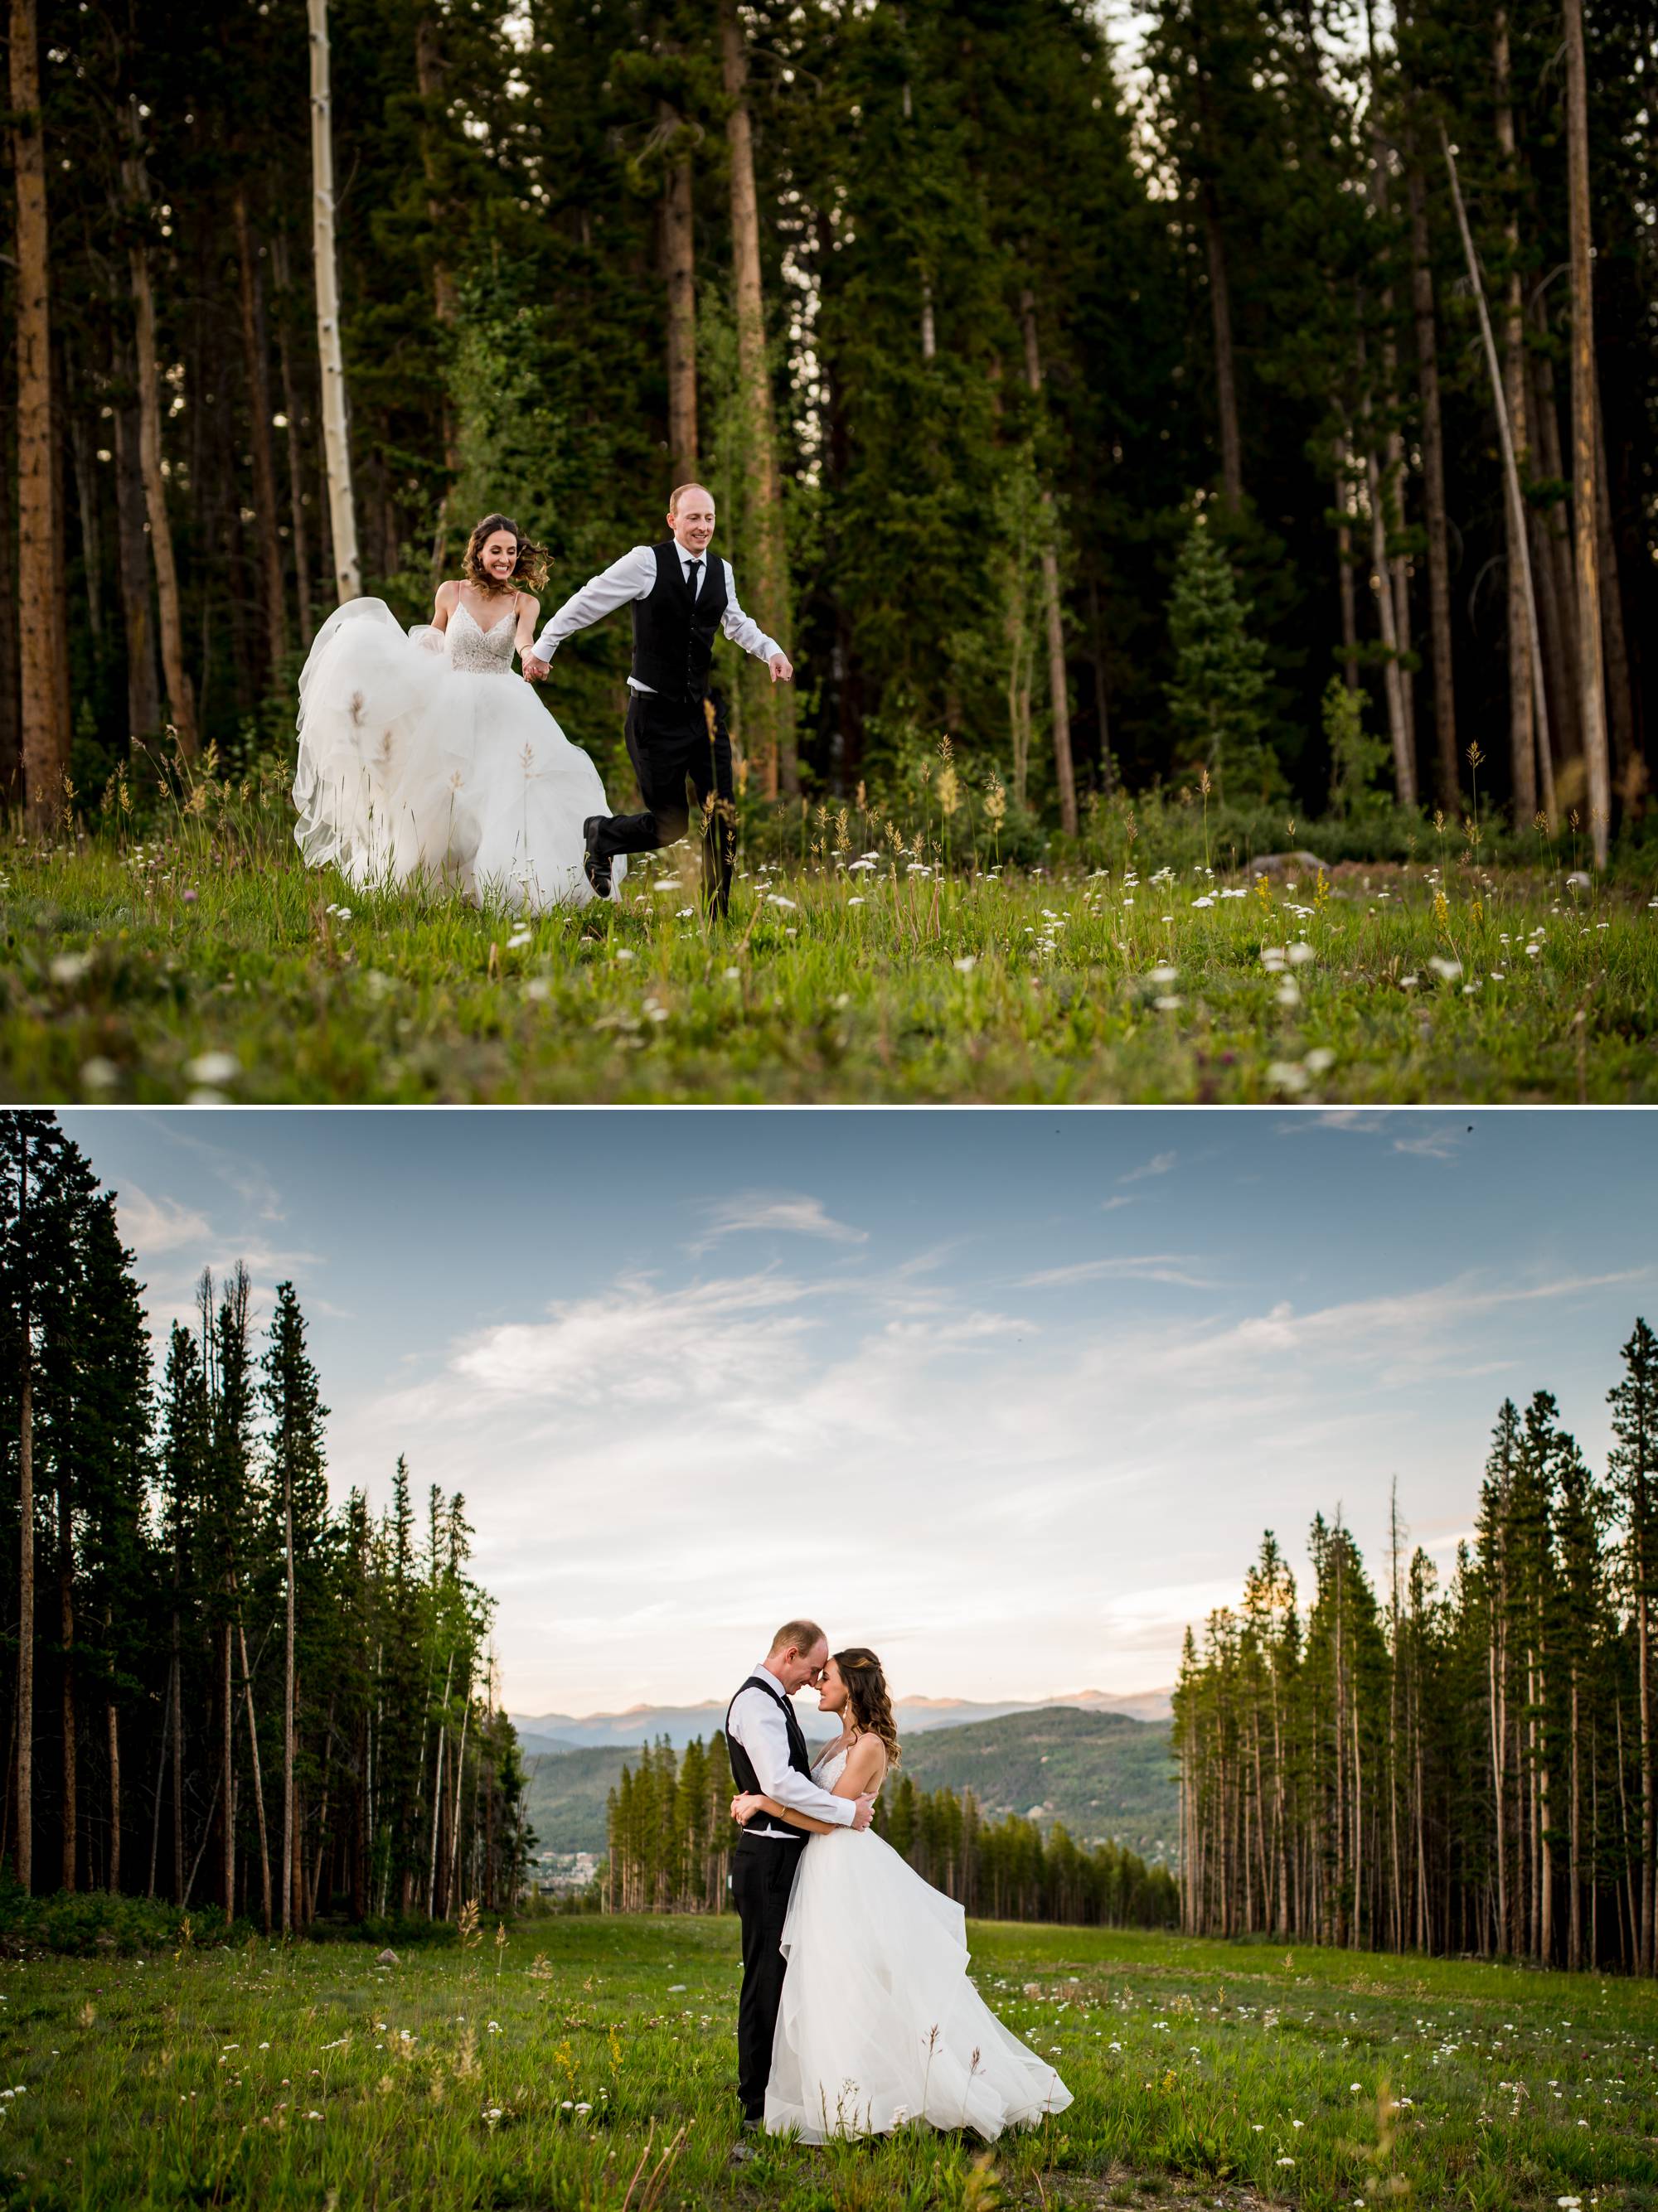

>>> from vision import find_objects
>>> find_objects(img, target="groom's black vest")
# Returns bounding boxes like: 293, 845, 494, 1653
725, 1674, 813, 1840
631, 540, 728, 701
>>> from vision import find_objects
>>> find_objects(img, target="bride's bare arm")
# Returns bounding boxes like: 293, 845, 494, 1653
514, 592, 539, 660
729, 1791, 836, 1835
431, 579, 458, 633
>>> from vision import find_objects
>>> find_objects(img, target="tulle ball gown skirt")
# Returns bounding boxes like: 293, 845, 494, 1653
765, 1829, 1074, 2142
292, 598, 625, 912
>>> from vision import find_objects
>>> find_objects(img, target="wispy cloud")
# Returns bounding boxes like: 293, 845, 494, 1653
1392, 1125, 1470, 1159
116, 1184, 213, 1256
1101, 1195, 1136, 1213
691, 1192, 867, 1253
1118, 1150, 1177, 1185
1019, 1256, 1219, 1290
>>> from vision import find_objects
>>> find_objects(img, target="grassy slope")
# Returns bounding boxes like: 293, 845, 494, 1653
4, 790, 1657, 1101
2, 1915, 1653, 2210
897, 1710, 1179, 1863
521, 1711, 1179, 1862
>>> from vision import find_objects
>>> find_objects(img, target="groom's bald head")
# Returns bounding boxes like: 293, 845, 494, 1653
667, 484, 716, 556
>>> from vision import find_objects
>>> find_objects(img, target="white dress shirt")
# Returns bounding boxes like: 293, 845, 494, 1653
727, 1662, 855, 1839
531, 543, 780, 690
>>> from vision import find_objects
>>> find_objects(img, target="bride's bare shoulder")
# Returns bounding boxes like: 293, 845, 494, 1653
435, 578, 461, 607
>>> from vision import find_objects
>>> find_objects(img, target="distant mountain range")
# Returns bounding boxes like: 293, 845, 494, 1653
510, 1685, 1171, 1759
517, 1700, 1180, 1866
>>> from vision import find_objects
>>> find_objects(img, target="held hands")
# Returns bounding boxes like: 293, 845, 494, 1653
521, 654, 550, 683
850, 1792, 876, 1832
767, 651, 793, 685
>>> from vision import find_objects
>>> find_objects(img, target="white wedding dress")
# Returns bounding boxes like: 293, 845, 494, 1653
766, 1746, 1073, 2142
292, 596, 625, 911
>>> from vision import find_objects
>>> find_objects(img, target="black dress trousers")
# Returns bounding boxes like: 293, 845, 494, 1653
731, 1832, 805, 2120
594, 689, 734, 916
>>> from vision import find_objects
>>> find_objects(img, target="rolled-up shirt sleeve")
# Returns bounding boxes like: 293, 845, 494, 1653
730, 1687, 855, 1824
532, 546, 656, 662
720, 562, 780, 664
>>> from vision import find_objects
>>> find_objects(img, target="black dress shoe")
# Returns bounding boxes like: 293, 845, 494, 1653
582, 816, 613, 899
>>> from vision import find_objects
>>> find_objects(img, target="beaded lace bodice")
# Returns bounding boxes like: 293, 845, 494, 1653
447, 600, 519, 676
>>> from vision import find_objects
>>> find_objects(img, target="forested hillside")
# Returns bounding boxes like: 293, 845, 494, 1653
523, 1704, 1178, 1863
897, 1706, 1179, 1865
8, 0, 1655, 845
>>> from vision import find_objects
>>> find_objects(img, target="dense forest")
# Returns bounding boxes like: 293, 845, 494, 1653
1174, 1319, 1658, 1972
604, 1732, 1180, 1928
0, 1112, 530, 1926
5, 0, 1654, 854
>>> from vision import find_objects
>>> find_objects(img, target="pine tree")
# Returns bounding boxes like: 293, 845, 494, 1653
1165, 509, 1276, 798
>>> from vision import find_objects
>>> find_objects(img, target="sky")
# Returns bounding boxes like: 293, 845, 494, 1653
58, 1106, 1658, 1719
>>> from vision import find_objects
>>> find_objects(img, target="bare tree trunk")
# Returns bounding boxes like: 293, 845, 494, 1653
112, 393, 162, 743
1492, 12, 1538, 825
107, 1691, 120, 1896
1088, 571, 1113, 794
426, 1647, 454, 1918
1406, 157, 1458, 809
1526, 315, 1582, 779
14, 1145, 32, 1893
1333, 438, 1359, 693
1442, 125, 1554, 820
221, 1623, 234, 1915
283, 1459, 295, 1938
269, 234, 314, 646
59, 1456, 75, 1892
11, 0, 70, 825
1202, 184, 1244, 511
1568, 1667, 1583, 1971
233, 186, 288, 679
1594, 387, 1636, 783
1020, 290, 1078, 836
660, 110, 699, 485
1360, 337, 1414, 804
0, 371, 21, 805
1563, 0, 1611, 864
122, 116, 198, 758
170, 1640, 184, 1903
308, 0, 361, 602
68, 409, 104, 646
236, 1616, 272, 1931
414, 11, 457, 582
719, 0, 793, 796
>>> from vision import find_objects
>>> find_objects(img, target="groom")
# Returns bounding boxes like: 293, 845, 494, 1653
725, 1619, 875, 2130
522, 484, 793, 917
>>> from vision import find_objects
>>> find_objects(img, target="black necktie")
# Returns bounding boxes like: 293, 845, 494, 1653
686, 559, 702, 598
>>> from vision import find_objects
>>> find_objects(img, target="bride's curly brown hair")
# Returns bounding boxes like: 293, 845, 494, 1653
834, 1647, 901, 1768
463, 513, 550, 596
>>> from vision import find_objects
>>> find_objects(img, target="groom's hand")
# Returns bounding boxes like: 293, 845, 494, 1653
767, 651, 793, 685
522, 655, 550, 682
851, 1793, 876, 1832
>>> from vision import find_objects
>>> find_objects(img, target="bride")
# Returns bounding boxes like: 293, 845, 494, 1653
730, 1648, 1072, 2143
292, 513, 625, 911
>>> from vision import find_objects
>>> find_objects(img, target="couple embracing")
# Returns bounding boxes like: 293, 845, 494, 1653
725, 1619, 1072, 2144
292, 484, 784, 917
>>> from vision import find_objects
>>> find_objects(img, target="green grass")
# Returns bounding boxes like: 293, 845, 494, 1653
4, 782, 1658, 1100
1, 1914, 1653, 2210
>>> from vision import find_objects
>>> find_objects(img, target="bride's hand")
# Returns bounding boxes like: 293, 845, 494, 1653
730, 1793, 763, 1824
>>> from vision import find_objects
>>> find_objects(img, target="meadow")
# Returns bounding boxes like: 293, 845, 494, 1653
0, 1912, 1653, 2210
3, 772, 1658, 1101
